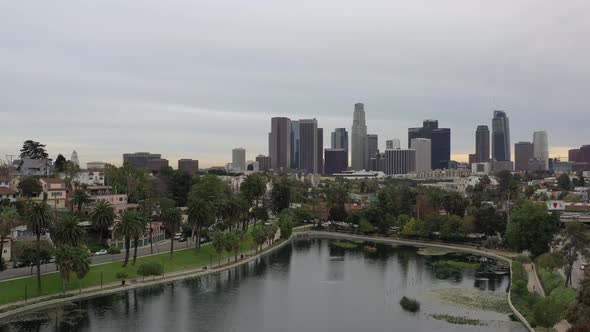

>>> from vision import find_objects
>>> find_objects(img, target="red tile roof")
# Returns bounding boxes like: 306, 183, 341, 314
0, 187, 17, 195
42, 178, 65, 184
0, 176, 11, 182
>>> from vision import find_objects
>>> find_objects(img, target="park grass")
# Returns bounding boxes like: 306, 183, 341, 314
0, 234, 255, 306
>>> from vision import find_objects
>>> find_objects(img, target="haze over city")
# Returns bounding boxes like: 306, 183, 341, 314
1, 0, 589, 167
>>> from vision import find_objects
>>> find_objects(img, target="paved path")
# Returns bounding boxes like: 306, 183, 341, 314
524, 263, 570, 332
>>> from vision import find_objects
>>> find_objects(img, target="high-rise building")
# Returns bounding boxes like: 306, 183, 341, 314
408, 120, 450, 170
475, 125, 490, 163
492, 111, 511, 162
351, 103, 368, 170
290, 121, 301, 170
123, 152, 162, 169
178, 159, 199, 175
569, 149, 581, 162
410, 138, 431, 172
386, 139, 401, 150
331, 128, 349, 151
367, 134, 379, 170
384, 149, 416, 175
533, 131, 549, 170
299, 119, 318, 174
270, 117, 291, 170
70, 150, 80, 167
232, 148, 246, 172
317, 128, 324, 175
146, 159, 169, 172
256, 155, 271, 172
514, 141, 534, 172
324, 149, 348, 175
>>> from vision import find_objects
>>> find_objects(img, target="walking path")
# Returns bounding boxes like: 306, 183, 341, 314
524, 263, 570, 332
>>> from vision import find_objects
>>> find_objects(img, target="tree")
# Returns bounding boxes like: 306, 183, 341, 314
187, 197, 213, 250
17, 177, 42, 200
211, 231, 225, 266
505, 201, 560, 257
19, 140, 48, 159
567, 276, 590, 326
131, 214, 148, 265
113, 210, 143, 267
52, 214, 85, 246
0, 257, 6, 272
223, 232, 237, 264
441, 192, 468, 217
473, 204, 506, 236
54, 154, 66, 173
558, 173, 572, 191
271, 178, 291, 214
27, 202, 53, 295
533, 297, 562, 330
70, 189, 91, 213
535, 252, 564, 271
89, 200, 116, 242
55, 245, 90, 290
231, 231, 243, 262
559, 222, 590, 287
0, 207, 19, 268
279, 214, 294, 239
240, 173, 267, 227
251, 225, 267, 253
359, 219, 375, 234
401, 218, 419, 237
163, 208, 182, 258
115, 271, 128, 286
439, 215, 466, 242
63, 161, 81, 190
137, 262, 163, 279
12, 241, 54, 273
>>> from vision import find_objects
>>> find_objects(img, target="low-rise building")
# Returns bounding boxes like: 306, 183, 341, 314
0, 176, 17, 203
40, 178, 67, 209
87, 186, 131, 212
13, 158, 52, 177
1, 238, 11, 262
74, 170, 105, 186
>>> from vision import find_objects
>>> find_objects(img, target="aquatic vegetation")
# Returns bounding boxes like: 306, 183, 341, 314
416, 247, 455, 256
399, 296, 421, 312
363, 245, 377, 253
430, 288, 511, 314
430, 314, 486, 326
332, 240, 358, 249
432, 260, 481, 270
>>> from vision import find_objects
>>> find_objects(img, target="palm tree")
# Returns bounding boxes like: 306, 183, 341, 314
131, 214, 147, 266
113, 210, 142, 267
89, 200, 116, 242
52, 214, 85, 247
0, 207, 19, 268
55, 245, 91, 290
27, 202, 53, 295
70, 189, 91, 214
187, 198, 212, 250
163, 208, 182, 258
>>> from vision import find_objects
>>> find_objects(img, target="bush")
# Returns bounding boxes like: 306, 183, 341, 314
359, 219, 375, 234
108, 247, 121, 254
137, 262, 164, 277
536, 252, 564, 271
533, 297, 562, 329
537, 268, 564, 294
115, 271, 128, 285
279, 216, 293, 239
515, 255, 532, 264
399, 296, 420, 312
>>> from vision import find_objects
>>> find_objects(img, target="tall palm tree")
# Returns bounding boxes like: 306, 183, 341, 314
163, 208, 182, 258
52, 214, 85, 247
27, 202, 53, 295
132, 214, 147, 266
89, 200, 116, 242
0, 207, 19, 268
113, 210, 142, 267
70, 189, 91, 214
187, 198, 212, 250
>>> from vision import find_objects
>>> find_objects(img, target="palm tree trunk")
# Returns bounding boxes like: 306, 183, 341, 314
36, 232, 42, 295
132, 237, 139, 265
197, 225, 202, 249
149, 221, 154, 255
170, 237, 174, 257
123, 237, 130, 267
0, 236, 4, 266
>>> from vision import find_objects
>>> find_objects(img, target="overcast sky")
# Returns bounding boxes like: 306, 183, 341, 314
1, 0, 588, 167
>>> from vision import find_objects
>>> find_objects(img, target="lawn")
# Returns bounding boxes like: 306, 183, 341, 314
0, 234, 255, 306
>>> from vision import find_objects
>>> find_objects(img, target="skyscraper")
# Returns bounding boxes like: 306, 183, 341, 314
123, 152, 162, 169
331, 128, 348, 151
384, 149, 416, 175
290, 121, 300, 170
70, 150, 80, 167
367, 134, 379, 166
514, 141, 534, 172
386, 138, 401, 150
351, 103, 368, 170
475, 125, 490, 163
408, 120, 450, 170
232, 148, 246, 172
270, 117, 291, 170
255, 155, 271, 172
410, 138, 431, 172
324, 149, 348, 175
492, 111, 511, 162
178, 159, 199, 175
317, 128, 324, 175
299, 119, 318, 174
533, 131, 549, 170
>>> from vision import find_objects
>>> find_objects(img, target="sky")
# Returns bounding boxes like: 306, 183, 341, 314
1, 0, 589, 168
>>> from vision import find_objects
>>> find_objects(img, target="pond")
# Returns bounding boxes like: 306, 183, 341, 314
0, 238, 527, 332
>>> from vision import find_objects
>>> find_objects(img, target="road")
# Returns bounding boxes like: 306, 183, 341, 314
0, 239, 195, 281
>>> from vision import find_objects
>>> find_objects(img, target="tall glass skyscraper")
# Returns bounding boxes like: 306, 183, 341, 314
492, 111, 511, 161
475, 125, 490, 162
533, 130, 549, 170
331, 128, 348, 151
290, 121, 300, 170
408, 120, 450, 170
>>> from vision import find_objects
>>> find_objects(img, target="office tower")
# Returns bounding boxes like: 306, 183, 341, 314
256, 155, 271, 172
367, 134, 379, 170
146, 159, 169, 172
492, 111, 511, 161
232, 148, 246, 172
569, 149, 580, 162
317, 128, 324, 175
351, 103, 368, 170
123, 152, 162, 169
290, 121, 301, 170
270, 117, 291, 170
410, 138, 432, 172
408, 120, 451, 170
475, 125, 490, 162
384, 149, 416, 175
468, 154, 477, 165
331, 128, 349, 151
533, 131, 549, 170
70, 150, 80, 167
324, 149, 348, 175
178, 159, 199, 175
386, 138, 401, 150
514, 141, 534, 172
299, 119, 318, 174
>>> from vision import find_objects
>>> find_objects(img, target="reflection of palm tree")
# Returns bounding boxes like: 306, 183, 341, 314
27, 202, 53, 295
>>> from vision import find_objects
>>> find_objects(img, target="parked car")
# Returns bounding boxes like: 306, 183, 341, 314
178, 237, 187, 242
94, 249, 108, 256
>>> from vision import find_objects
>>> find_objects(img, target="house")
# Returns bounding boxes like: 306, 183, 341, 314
1, 238, 11, 262
13, 158, 52, 177
73, 170, 105, 186
0, 176, 17, 203
40, 178, 67, 209
87, 185, 133, 212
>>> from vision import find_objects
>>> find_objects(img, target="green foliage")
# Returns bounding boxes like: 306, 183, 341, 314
358, 219, 375, 234
399, 296, 420, 312
52, 214, 85, 246
279, 214, 293, 239
535, 252, 564, 271
17, 177, 42, 198
533, 296, 563, 328
439, 215, 466, 241
19, 140, 48, 159
270, 177, 291, 214
537, 268, 564, 294
401, 217, 419, 237
70, 189, 91, 212
90, 200, 116, 240
472, 203, 506, 236
104, 163, 156, 203
115, 271, 128, 285
12, 240, 54, 265
505, 201, 559, 257
0, 257, 6, 272
137, 261, 164, 277
557, 173, 572, 191
568, 276, 590, 326
560, 222, 590, 287
55, 245, 91, 286
54, 154, 66, 173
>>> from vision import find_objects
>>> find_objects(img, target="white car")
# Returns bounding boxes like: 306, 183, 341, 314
581, 263, 587, 271
94, 249, 108, 256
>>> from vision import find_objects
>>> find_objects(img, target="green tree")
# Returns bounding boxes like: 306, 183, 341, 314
535, 252, 564, 271
0, 207, 19, 268
559, 221, 590, 287
251, 224, 267, 253
70, 189, 91, 213
359, 219, 375, 234
113, 210, 143, 267
17, 177, 42, 200
137, 261, 163, 278
89, 200, 116, 242
115, 271, 128, 286
54, 154, 66, 173
473, 203, 506, 236
52, 214, 85, 246
505, 201, 560, 257
211, 231, 226, 266
163, 208, 183, 258
439, 215, 465, 242
533, 297, 562, 330
441, 192, 468, 217
270, 177, 291, 214
279, 213, 294, 239
55, 245, 91, 290
131, 214, 148, 265
223, 232, 237, 264
19, 140, 48, 159
567, 276, 590, 326
557, 173, 571, 191
240, 173, 267, 227
63, 161, 81, 190
187, 197, 213, 250
27, 202, 53, 295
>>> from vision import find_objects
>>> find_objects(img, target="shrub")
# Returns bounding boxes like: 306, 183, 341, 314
0, 257, 6, 272
515, 255, 532, 264
279, 216, 293, 239
533, 297, 562, 329
537, 268, 563, 294
359, 219, 375, 234
399, 296, 420, 312
108, 247, 121, 254
535, 252, 564, 271
137, 262, 164, 278
115, 271, 128, 285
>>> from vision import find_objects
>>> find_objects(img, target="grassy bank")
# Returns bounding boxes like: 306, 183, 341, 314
0, 235, 255, 306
